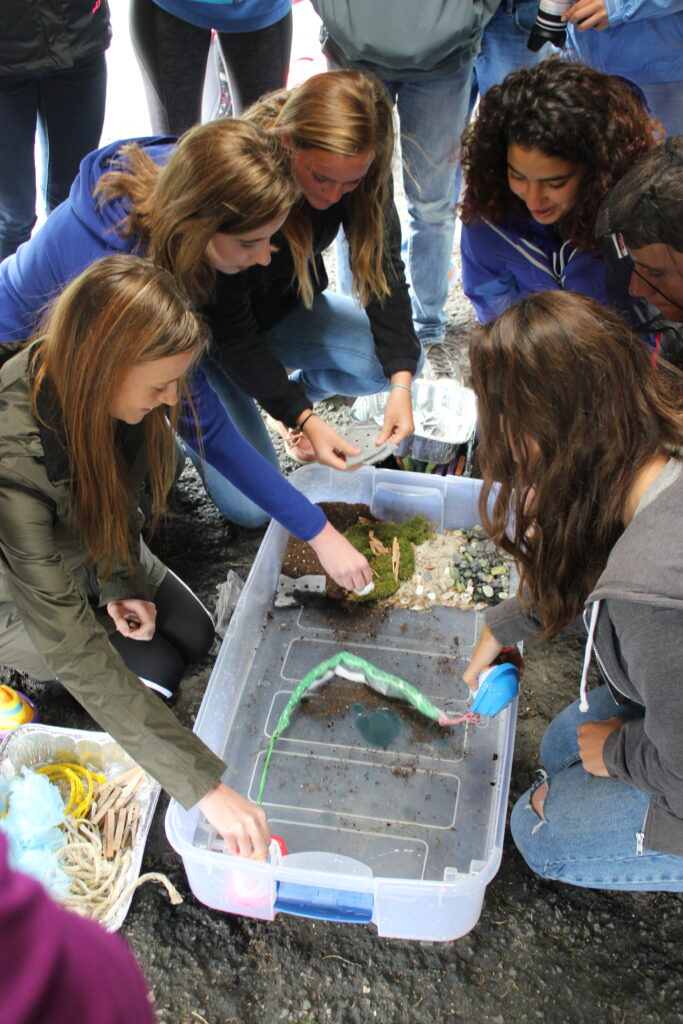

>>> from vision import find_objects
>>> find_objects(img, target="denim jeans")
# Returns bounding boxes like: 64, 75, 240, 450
510, 685, 683, 891
379, 64, 475, 345
0, 53, 107, 260
190, 291, 424, 525
630, 82, 683, 136
454, 0, 555, 202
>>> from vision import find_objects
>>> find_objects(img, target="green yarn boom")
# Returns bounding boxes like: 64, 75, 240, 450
256, 652, 443, 805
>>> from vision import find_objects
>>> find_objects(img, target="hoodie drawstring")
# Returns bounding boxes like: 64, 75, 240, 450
579, 600, 601, 712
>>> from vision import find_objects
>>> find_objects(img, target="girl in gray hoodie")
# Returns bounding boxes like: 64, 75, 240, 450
464, 290, 683, 890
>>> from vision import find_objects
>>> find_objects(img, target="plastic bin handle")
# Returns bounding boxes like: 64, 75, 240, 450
275, 881, 374, 923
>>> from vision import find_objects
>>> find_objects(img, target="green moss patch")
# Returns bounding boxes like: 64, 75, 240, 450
343, 515, 434, 602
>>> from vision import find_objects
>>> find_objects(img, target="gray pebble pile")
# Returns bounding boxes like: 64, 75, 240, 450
451, 526, 514, 606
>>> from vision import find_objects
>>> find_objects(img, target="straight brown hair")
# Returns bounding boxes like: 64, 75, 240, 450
32, 255, 208, 577
95, 118, 300, 305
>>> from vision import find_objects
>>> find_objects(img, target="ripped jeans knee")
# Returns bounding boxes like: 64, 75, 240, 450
527, 769, 549, 832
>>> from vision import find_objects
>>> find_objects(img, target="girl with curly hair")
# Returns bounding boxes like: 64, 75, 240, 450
459, 58, 662, 325
463, 290, 683, 890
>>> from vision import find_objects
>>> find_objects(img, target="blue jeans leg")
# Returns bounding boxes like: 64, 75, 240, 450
383, 65, 474, 345
188, 356, 279, 528
0, 54, 107, 259
637, 82, 683, 136
0, 77, 39, 259
510, 686, 683, 891
539, 684, 643, 775
38, 53, 107, 215
474, 0, 556, 98
454, 0, 556, 202
261, 291, 425, 402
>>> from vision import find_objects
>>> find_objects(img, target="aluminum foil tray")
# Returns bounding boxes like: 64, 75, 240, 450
0, 723, 160, 931
351, 380, 477, 464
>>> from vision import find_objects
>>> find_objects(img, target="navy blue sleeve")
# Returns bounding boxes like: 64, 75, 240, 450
179, 364, 326, 542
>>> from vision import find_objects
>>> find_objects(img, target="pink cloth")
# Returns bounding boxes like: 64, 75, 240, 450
0, 834, 155, 1024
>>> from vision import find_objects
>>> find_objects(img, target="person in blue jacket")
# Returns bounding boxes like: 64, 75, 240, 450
0, 116, 372, 592
563, 0, 683, 136
459, 59, 661, 325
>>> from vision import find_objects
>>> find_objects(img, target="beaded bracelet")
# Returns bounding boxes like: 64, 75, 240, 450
297, 410, 317, 430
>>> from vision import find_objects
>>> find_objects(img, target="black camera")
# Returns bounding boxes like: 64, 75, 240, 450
527, 0, 573, 51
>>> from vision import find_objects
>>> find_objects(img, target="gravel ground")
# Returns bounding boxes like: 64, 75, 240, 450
19, 259, 683, 1024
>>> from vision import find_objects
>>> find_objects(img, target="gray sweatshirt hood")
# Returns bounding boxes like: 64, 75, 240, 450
579, 460, 683, 711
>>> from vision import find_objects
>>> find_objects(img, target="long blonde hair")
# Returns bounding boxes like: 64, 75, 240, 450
32, 255, 208, 577
95, 119, 300, 305
245, 70, 395, 307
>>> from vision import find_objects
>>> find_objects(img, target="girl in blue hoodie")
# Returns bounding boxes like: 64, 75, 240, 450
459, 59, 661, 326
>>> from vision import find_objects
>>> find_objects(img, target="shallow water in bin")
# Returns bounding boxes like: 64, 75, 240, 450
352, 704, 401, 747
209, 597, 505, 881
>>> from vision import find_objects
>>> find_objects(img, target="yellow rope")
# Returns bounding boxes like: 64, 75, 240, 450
35, 763, 106, 818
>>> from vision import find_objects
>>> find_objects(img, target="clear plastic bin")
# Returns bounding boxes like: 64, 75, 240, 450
166, 466, 517, 941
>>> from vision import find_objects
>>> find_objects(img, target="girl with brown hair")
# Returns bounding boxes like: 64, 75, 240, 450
0, 255, 271, 857
206, 69, 422, 466
459, 58, 662, 326
0, 117, 372, 591
464, 290, 683, 890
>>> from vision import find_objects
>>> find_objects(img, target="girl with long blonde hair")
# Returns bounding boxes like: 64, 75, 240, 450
0, 255, 271, 857
204, 69, 422, 467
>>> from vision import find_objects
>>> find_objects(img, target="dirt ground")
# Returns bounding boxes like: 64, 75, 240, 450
17, 264, 683, 1024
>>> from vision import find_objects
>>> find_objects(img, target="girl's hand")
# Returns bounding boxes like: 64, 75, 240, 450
198, 782, 270, 859
462, 624, 504, 691
577, 717, 623, 776
107, 599, 157, 641
308, 520, 373, 592
376, 380, 415, 447
304, 415, 362, 471
562, 0, 609, 30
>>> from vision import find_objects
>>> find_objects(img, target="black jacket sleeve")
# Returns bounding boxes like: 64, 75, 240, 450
347, 196, 421, 378
204, 190, 421, 428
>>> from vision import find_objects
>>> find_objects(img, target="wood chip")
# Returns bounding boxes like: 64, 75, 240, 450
368, 530, 389, 556
391, 536, 401, 582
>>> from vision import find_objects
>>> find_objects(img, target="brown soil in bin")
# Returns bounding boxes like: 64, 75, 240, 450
299, 678, 456, 745
281, 502, 376, 582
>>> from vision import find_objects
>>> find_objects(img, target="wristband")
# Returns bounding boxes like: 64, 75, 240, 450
297, 410, 317, 431
391, 383, 412, 394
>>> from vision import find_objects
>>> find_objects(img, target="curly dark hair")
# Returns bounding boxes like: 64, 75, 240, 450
460, 58, 662, 251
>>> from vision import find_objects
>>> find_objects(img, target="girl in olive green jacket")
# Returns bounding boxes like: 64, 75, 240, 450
0, 255, 270, 858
